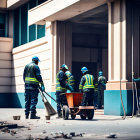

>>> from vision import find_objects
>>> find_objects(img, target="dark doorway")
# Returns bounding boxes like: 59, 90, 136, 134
72, 62, 97, 92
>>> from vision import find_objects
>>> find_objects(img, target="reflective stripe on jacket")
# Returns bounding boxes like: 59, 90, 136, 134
79, 74, 94, 90
25, 63, 39, 85
56, 71, 67, 92
65, 71, 75, 86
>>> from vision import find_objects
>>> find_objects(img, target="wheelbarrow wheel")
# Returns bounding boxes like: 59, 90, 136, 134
62, 105, 69, 120
80, 114, 86, 120
71, 114, 76, 120
87, 109, 94, 120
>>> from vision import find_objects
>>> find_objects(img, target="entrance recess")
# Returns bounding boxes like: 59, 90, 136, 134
67, 4, 108, 91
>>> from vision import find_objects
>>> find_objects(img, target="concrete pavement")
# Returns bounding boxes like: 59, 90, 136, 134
0, 109, 140, 140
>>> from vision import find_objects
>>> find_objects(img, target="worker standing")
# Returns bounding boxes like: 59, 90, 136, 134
65, 70, 75, 93
79, 67, 95, 106
97, 71, 106, 109
23, 56, 45, 119
56, 64, 73, 117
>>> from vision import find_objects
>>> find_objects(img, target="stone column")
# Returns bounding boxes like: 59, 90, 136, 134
107, 0, 131, 90
105, 0, 135, 116
51, 21, 72, 92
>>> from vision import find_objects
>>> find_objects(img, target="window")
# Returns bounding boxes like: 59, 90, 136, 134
0, 13, 8, 37
14, 0, 47, 47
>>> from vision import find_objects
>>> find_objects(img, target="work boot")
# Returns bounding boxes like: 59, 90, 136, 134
57, 112, 62, 118
30, 114, 40, 119
25, 113, 29, 119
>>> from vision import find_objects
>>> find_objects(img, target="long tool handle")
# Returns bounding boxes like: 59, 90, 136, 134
39, 89, 47, 103
43, 90, 62, 108
43, 91, 57, 103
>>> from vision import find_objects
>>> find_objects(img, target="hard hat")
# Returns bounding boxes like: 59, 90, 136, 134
61, 64, 68, 70
81, 67, 88, 74
99, 71, 103, 76
32, 56, 40, 62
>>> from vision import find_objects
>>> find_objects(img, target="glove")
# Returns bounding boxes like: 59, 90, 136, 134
69, 85, 74, 92
41, 82, 45, 92
66, 84, 74, 92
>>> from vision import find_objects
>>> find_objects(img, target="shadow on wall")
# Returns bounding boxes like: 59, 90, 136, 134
0, 93, 22, 108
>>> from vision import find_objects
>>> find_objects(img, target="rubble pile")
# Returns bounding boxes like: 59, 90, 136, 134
26, 132, 85, 140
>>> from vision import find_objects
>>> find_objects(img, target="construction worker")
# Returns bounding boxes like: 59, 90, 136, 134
65, 70, 75, 93
79, 67, 94, 106
97, 71, 106, 109
23, 56, 45, 119
56, 64, 73, 117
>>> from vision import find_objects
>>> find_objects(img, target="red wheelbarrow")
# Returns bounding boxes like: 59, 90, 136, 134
62, 92, 95, 120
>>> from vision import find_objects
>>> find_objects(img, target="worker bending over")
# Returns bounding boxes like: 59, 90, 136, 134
79, 67, 94, 106
23, 56, 45, 119
56, 64, 73, 117
65, 69, 75, 93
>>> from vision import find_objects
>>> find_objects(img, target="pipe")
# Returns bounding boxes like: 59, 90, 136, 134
131, 7, 135, 117
134, 82, 140, 115
120, 77, 126, 119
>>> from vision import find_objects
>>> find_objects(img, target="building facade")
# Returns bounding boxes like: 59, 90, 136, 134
0, 0, 140, 115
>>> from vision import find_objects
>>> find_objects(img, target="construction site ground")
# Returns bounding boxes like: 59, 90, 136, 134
0, 109, 140, 140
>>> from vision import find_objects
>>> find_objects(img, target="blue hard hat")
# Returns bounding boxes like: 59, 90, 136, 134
61, 64, 68, 70
99, 71, 103, 76
81, 67, 88, 74
32, 56, 40, 62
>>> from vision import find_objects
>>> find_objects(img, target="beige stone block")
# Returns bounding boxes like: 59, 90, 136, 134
0, 61, 12, 68
44, 80, 52, 91
12, 51, 51, 68
12, 76, 24, 86
0, 69, 11, 77
0, 86, 11, 93
13, 43, 50, 60
12, 67, 24, 77
0, 53, 12, 60
0, 0, 6, 8
12, 37, 48, 54
0, 38, 13, 52
41, 69, 51, 80
106, 81, 132, 90
11, 85, 24, 93
0, 77, 11, 85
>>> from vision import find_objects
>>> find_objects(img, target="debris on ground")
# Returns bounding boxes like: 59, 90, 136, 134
13, 116, 21, 120
26, 134, 34, 140
11, 130, 17, 136
106, 133, 117, 138
28, 127, 31, 130
0, 121, 17, 129
0, 127, 10, 133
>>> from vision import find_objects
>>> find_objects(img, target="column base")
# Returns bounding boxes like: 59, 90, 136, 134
104, 89, 140, 116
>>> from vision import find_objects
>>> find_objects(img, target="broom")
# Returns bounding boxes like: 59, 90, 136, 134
39, 89, 56, 116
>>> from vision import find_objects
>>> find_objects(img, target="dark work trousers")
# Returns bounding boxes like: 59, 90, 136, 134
25, 89, 39, 116
98, 88, 104, 108
56, 92, 63, 113
81, 90, 94, 106
56, 91, 67, 113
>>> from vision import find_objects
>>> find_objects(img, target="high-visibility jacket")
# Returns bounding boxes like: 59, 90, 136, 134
23, 62, 43, 85
65, 71, 75, 87
56, 70, 67, 92
79, 74, 94, 92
